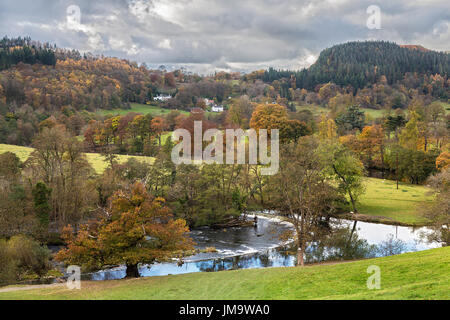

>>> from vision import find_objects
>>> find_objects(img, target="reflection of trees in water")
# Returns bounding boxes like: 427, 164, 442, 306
305, 222, 378, 263
195, 249, 291, 272
376, 234, 408, 257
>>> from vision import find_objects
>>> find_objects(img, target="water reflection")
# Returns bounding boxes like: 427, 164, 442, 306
82, 216, 441, 281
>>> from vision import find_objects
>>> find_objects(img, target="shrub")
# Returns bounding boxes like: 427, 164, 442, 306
0, 235, 51, 286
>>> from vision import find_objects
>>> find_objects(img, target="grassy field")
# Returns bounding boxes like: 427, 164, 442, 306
296, 104, 387, 119
0, 246, 448, 300
357, 178, 434, 225
97, 103, 189, 117
0, 144, 154, 174
443, 102, 450, 115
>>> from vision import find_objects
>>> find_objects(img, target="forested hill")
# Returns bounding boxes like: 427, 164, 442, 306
0, 36, 181, 112
263, 41, 450, 90
0, 36, 56, 70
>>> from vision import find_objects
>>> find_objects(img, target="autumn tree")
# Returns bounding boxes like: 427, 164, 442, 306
436, 151, 450, 170
399, 111, 421, 150
27, 126, 95, 227
318, 115, 338, 141
267, 137, 338, 266
250, 103, 288, 133
250, 103, 309, 142
151, 117, 168, 147
357, 125, 385, 171
227, 95, 254, 129
56, 182, 194, 278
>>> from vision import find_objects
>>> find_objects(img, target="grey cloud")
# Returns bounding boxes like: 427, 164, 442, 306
0, 0, 448, 73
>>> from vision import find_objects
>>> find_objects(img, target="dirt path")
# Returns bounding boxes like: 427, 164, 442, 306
0, 283, 65, 293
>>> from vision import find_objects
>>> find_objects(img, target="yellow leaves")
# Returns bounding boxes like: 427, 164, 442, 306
154, 197, 166, 206
250, 103, 288, 131
318, 115, 337, 141
436, 152, 450, 170
399, 111, 421, 151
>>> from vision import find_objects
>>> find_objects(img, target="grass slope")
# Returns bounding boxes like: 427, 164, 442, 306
358, 178, 434, 225
0, 247, 448, 300
296, 104, 386, 119
97, 103, 189, 117
0, 144, 154, 174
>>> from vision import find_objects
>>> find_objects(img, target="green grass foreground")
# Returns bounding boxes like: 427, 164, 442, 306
0, 247, 448, 300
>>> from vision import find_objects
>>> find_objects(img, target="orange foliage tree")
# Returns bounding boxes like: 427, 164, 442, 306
151, 117, 168, 146
56, 182, 194, 278
250, 103, 310, 142
436, 151, 450, 170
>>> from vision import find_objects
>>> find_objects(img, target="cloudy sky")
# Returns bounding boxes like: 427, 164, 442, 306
0, 0, 449, 73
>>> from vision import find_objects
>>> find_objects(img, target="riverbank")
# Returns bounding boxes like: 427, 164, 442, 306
1, 246, 448, 300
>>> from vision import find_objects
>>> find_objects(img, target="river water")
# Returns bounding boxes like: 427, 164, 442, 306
83, 215, 441, 281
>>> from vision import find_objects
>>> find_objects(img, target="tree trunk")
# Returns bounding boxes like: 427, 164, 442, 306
126, 264, 140, 278
297, 232, 305, 267
396, 150, 399, 190
348, 191, 358, 213
297, 248, 304, 266
297, 246, 305, 267
348, 221, 358, 246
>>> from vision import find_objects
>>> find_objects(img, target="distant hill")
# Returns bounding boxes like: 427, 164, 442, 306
263, 41, 449, 91
0, 36, 177, 112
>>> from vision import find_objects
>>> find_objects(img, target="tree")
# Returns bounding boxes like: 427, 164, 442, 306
436, 151, 450, 170
318, 115, 338, 141
151, 117, 168, 147
424, 101, 447, 149
227, 95, 254, 129
27, 126, 95, 227
267, 137, 338, 266
399, 111, 421, 150
0, 235, 51, 286
422, 168, 449, 246
335, 106, 365, 134
169, 163, 246, 227
385, 114, 407, 188
320, 142, 365, 213
385, 147, 439, 184
357, 125, 385, 171
384, 114, 406, 140
56, 182, 194, 278
250, 103, 309, 142
0, 152, 21, 181
250, 103, 288, 134
32, 182, 52, 228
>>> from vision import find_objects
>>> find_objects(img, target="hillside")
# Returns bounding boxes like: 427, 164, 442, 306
263, 41, 450, 91
1, 247, 448, 300
0, 143, 154, 174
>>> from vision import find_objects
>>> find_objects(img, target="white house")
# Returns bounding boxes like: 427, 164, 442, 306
211, 105, 224, 113
204, 98, 215, 106
154, 94, 172, 102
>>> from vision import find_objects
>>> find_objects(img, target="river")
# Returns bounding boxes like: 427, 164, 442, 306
82, 215, 441, 281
